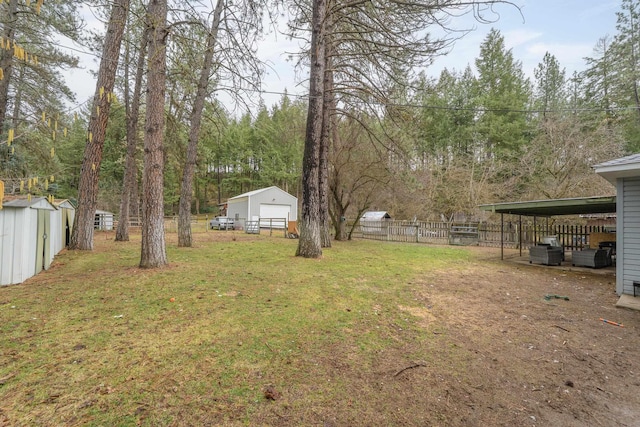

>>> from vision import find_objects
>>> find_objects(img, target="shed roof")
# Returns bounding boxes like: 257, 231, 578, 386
2, 196, 55, 210
478, 196, 616, 217
228, 186, 295, 201
594, 153, 640, 184
360, 211, 392, 220
53, 199, 75, 209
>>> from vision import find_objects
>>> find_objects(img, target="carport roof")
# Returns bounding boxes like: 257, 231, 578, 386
479, 196, 616, 217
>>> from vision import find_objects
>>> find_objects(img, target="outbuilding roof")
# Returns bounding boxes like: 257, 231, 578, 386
2, 196, 56, 210
360, 211, 392, 220
478, 196, 616, 217
228, 186, 293, 201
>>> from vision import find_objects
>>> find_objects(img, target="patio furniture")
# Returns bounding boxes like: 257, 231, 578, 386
529, 245, 563, 266
540, 236, 565, 260
571, 249, 610, 269
599, 241, 616, 265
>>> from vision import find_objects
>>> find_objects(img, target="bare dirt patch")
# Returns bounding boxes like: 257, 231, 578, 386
398, 249, 639, 427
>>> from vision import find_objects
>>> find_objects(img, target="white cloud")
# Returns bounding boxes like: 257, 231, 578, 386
526, 42, 594, 70
503, 29, 543, 49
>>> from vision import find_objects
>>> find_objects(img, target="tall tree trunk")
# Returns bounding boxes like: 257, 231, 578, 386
69, 0, 129, 250
0, 0, 18, 130
116, 28, 148, 242
296, 0, 326, 258
178, 0, 224, 247
319, 27, 334, 248
330, 146, 349, 241
140, 0, 168, 268
332, 184, 348, 241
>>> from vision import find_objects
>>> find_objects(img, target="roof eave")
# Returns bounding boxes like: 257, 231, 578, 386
594, 163, 640, 184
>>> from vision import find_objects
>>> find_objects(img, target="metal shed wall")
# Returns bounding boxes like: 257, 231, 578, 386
0, 207, 22, 285
247, 187, 297, 222
51, 200, 75, 253
0, 198, 56, 285
227, 197, 249, 222
226, 187, 298, 229
95, 210, 114, 231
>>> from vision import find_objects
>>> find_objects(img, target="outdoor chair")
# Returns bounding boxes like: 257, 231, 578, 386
529, 245, 563, 266
540, 236, 565, 261
571, 248, 611, 269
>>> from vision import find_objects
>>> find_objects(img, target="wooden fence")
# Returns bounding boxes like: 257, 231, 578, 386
107, 216, 612, 251
355, 220, 613, 250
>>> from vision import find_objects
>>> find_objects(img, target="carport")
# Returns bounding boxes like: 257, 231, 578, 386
479, 196, 617, 260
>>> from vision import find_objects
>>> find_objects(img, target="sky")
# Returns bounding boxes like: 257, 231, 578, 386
63, 0, 622, 115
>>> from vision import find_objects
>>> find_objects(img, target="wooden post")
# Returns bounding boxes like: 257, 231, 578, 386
519, 215, 522, 257
501, 213, 504, 260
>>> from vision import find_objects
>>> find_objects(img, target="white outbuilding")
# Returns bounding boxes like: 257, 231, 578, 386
52, 199, 75, 253
0, 196, 61, 286
94, 209, 114, 230
226, 186, 298, 229
359, 211, 391, 234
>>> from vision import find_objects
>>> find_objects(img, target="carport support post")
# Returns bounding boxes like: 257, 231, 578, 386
519, 215, 522, 257
501, 213, 504, 260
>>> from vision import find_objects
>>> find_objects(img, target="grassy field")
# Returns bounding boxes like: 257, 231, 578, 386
0, 232, 474, 426
3, 231, 639, 426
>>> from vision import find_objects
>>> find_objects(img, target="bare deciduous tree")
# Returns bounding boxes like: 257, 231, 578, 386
116, 25, 148, 242
294, 0, 519, 257
177, 0, 224, 248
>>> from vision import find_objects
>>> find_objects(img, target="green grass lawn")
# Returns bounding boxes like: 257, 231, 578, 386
0, 233, 475, 426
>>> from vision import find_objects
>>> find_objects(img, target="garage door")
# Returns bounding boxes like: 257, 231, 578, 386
259, 204, 290, 228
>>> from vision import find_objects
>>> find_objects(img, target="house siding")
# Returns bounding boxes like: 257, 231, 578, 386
621, 177, 640, 295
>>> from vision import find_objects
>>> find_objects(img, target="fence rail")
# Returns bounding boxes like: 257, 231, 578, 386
355, 220, 613, 250
101, 215, 613, 251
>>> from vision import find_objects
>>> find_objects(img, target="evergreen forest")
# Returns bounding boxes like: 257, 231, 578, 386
1, 0, 638, 237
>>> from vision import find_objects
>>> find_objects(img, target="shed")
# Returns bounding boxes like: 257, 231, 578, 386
0, 197, 57, 285
360, 211, 391, 221
359, 211, 391, 234
52, 199, 75, 253
226, 186, 298, 229
94, 209, 114, 231
594, 153, 640, 301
